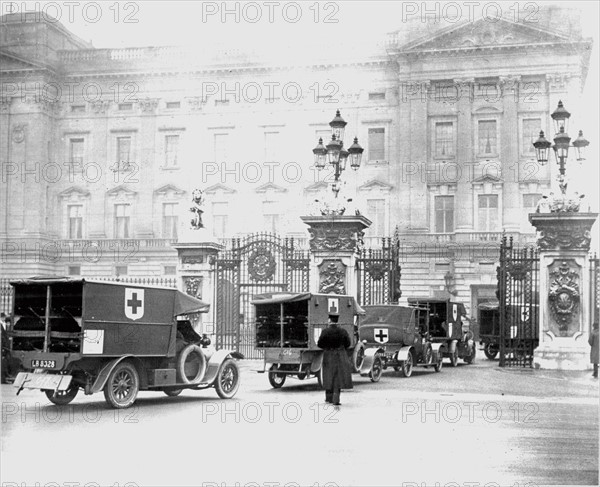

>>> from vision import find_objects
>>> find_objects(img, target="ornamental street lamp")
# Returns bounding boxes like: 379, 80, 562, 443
312, 110, 364, 200
533, 101, 590, 204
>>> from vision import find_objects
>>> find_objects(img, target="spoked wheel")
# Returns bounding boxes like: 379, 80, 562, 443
399, 351, 413, 378
164, 389, 183, 397
103, 361, 140, 409
484, 343, 499, 360
268, 365, 286, 388
215, 359, 240, 399
369, 355, 383, 382
352, 343, 365, 373
449, 348, 459, 367
317, 367, 324, 389
423, 343, 433, 365
44, 384, 79, 405
434, 351, 443, 372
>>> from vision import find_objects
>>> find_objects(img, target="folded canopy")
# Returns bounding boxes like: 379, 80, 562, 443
173, 290, 210, 315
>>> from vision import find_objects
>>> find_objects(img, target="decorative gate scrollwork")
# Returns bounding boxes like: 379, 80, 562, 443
214, 233, 310, 358
497, 236, 539, 367
356, 230, 401, 306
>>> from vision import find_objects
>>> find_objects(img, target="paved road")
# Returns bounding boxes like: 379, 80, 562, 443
1, 356, 598, 487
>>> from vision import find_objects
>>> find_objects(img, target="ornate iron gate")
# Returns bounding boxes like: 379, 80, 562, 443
214, 233, 310, 358
356, 232, 402, 306
497, 236, 539, 367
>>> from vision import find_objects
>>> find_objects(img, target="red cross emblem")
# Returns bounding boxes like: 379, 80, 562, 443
125, 288, 145, 321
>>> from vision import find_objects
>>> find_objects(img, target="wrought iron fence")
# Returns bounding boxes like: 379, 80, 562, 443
590, 253, 599, 328
497, 236, 539, 367
0, 278, 13, 316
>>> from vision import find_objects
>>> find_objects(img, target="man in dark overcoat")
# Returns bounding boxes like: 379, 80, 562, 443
317, 315, 353, 405
589, 322, 599, 378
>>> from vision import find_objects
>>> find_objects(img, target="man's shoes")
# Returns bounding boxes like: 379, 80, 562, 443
333, 402, 341, 406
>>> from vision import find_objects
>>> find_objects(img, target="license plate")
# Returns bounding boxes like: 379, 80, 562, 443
13, 372, 72, 391
31, 359, 56, 368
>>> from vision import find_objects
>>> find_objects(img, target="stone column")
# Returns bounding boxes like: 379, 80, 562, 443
454, 78, 474, 232
530, 212, 598, 370
300, 215, 371, 297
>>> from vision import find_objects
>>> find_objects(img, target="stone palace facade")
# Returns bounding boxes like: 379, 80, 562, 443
0, 7, 592, 319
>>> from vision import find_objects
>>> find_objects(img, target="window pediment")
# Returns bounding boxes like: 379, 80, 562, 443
106, 184, 137, 199
59, 186, 90, 202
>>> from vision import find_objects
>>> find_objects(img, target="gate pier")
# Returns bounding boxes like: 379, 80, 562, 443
530, 212, 598, 370
173, 231, 224, 336
300, 215, 371, 296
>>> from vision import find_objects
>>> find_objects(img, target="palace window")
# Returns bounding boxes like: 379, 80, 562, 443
264, 131, 281, 162
67, 204, 83, 239
67, 265, 81, 276
368, 128, 385, 161
164, 134, 179, 167
162, 202, 179, 239
478, 195, 499, 232
69, 138, 84, 164
478, 120, 497, 155
435, 122, 455, 158
212, 202, 228, 238
366, 199, 386, 235
434, 196, 454, 233
114, 203, 131, 238
368, 92, 386, 101
522, 118, 542, 155
214, 133, 228, 163
117, 136, 132, 165
263, 200, 280, 233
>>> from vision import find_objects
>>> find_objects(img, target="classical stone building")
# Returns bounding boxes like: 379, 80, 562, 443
0, 8, 593, 321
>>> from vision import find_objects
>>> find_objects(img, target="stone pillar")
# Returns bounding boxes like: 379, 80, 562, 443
454, 78, 474, 232
172, 228, 223, 337
530, 212, 598, 370
300, 215, 371, 297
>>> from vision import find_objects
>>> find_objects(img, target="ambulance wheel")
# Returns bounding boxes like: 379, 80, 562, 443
434, 352, 443, 372
178, 345, 207, 384
352, 343, 365, 373
268, 365, 286, 388
215, 359, 240, 399
103, 361, 139, 409
449, 348, 459, 367
317, 367, 324, 389
484, 343, 499, 360
164, 389, 183, 397
399, 351, 413, 378
44, 384, 78, 405
464, 346, 476, 364
369, 355, 383, 382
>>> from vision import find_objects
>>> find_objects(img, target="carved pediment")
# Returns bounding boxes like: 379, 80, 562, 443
106, 184, 137, 199
401, 18, 573, 53
304, 181, 329, 193
254, 182, 287, 194
204, 183, 236, 195
154, 184, 186, 198
358, 179, 394, 192
59, 186, 90, 201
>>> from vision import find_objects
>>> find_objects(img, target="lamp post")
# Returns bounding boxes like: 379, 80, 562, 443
312, 110, 364, 203
533, 101, 590, 203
